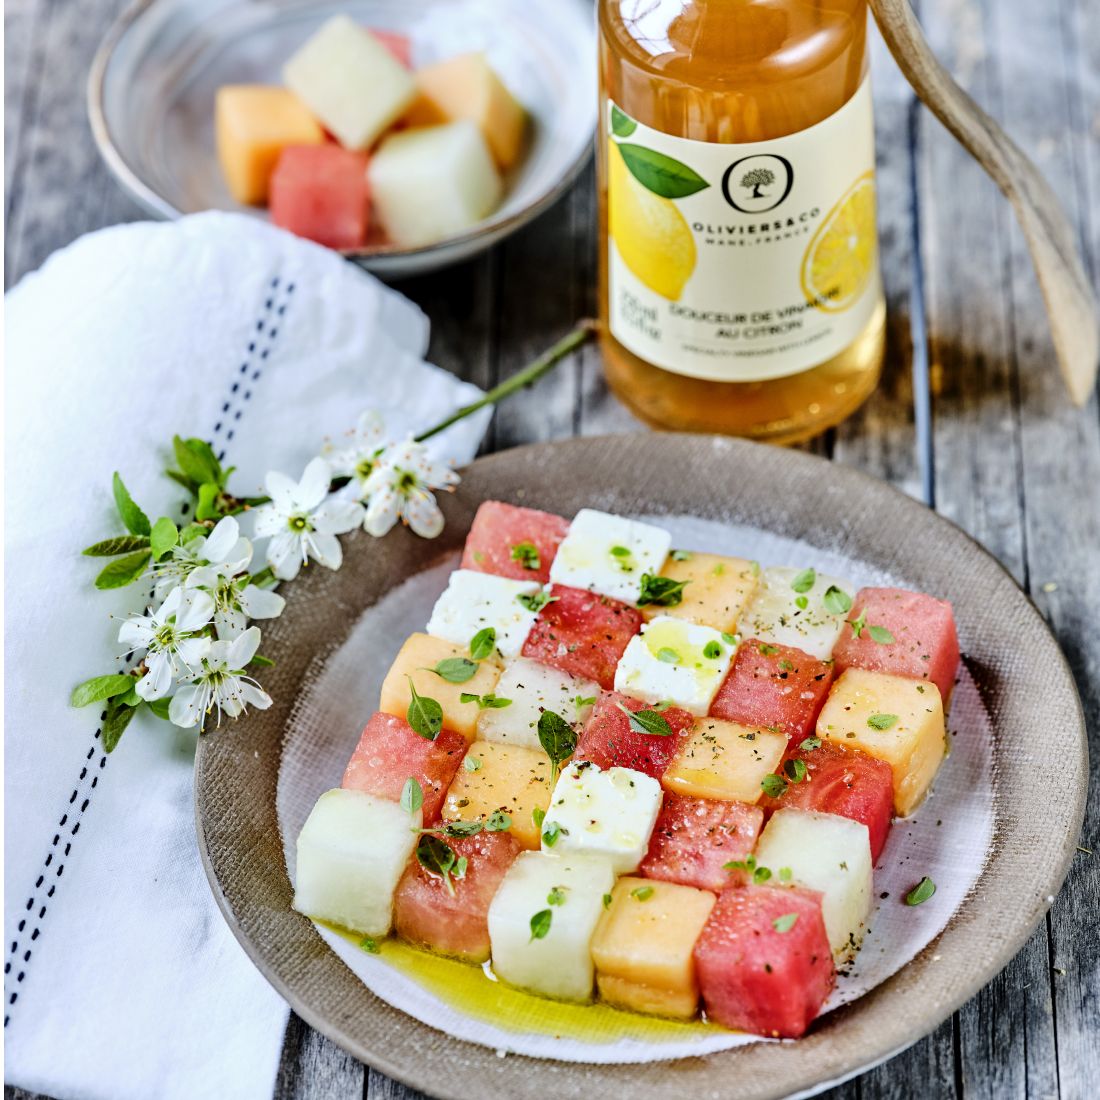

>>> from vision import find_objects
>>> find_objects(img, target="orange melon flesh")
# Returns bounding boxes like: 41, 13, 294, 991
663, 718, 788, 804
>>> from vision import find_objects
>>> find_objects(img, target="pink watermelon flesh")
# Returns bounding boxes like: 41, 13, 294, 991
710, 638, 834, 739
393, 830, 520, 962
574, 692, 694, 778
269, 145, 370, 250
639, 792, 763, 891
460, 501, 570, 584
694, 885, 835, 1039
831, 587, 960, 703
342, 712, 466, 824
521, 585, 642, 690
370, 28, 412, 67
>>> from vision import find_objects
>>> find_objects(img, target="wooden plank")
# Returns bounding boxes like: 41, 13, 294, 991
273, 1012, 365, 1100
4, 0, 45, 215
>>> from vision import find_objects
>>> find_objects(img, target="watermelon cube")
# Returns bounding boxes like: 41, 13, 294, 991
521, 584, 642, 690
574, 692, 694, 779
639, 792, 763, 891
832, 587, 960, 704
269, 145, 370, 250
694, 884, 835, 1038
342, 711, 466, 824
461, 501, 570, 584
710, 638, 834, 738
393, 830, 520, 962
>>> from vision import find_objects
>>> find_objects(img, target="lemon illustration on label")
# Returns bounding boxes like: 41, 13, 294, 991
801, 171, 877, 313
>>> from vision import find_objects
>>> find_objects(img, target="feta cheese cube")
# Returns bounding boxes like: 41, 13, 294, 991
487, 849, 615, 1001
425, 569, 541, 660
542, 762, 663, 874
293, 788, 420, 936
614, 615, 735, 715
549, 509, 672, 604
741, 566, 855, 660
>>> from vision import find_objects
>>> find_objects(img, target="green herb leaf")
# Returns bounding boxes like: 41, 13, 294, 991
401, 777, 424, 815
779, 866, 792, 882
868, 625, 896, 645
848, 610, 867, 638
800, 736, 822, 751
790, 568, 816, 593
481, 694, 511, 709
784, 758, 807, 783
532, 806, 546, 830
610, 104, 637, 138
464, 755, 482, 773
761, 773, 788, 798
359, 936, 381, 954
486, 810, 512, 832
537, 710, 576, 785
82, 534, 151, 557
70, 674, 135, 708
721, 632, 740, 646
630, 885, 654, 901
542, 821, 563, 847
431, 657, 479, 684
753, 865, 773, 884
529, 909, 553, 941
441, 820, 483, 838
905, 877, 936, 906
469, 627, 496, 661
615, 701, 673, 737
867, 713, 899, 730
454, 859, 468, 886
574, 695, 597, 715
656, 646, 681, 664
823, 586, 853, 615
547, 886, 567, 906
757, 643, 780, 656
617, 143, 710, 199
416, 834, 458, 896
772, 913, 799, 933
637, 573, 689, 607
510, 542, 541, 571
111, 472, 151, 536
670, 549, 693, 562
95, 550, 152, 589
406, 677, 443, 740
603, 892, 613, 910
610, 545, 632, 558
150, 516, 179, 560
703, 640, 723, 660
795, 595, 809, 610
518, 591, 557, 614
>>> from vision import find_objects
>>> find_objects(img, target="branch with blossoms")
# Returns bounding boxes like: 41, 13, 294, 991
69, 321, 596, 751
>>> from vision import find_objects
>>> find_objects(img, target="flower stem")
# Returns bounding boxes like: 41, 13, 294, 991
414, 319, 598, 444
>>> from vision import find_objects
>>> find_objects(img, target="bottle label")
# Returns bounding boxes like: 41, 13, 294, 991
606, 78, 881, 383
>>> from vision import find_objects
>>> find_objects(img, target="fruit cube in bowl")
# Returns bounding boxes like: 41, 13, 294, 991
573, 691, 694, 779
371, 29, 412, 68
270, 145, 370, 251
425, 569, 542, 660
461, 501, 570, 584
663, 718, 787, 804
394, 830, 520, 962
293, 788, 419, 936
487, 850, 615, 1001
817, 668, 946, 816
592, 877, 716, 1018
641, 552, 758, 633
741, 566, 854, 660
342, 712, 466, 824
694, 884, 835, 1039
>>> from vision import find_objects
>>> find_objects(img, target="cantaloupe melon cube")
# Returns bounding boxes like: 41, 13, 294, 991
282, 16, 417, 150
292, 788, 419, 935
487, 850, 615, 1001
403, 52, 526, 170
663, 718, 787, 804
425, 569, 541, 660
817, 668, 946, 816
642, 552, 758, 633
754, 807, 873, 959
442, 740, 552, 849
215, 85, 324, 205
379, 633, 501, 742
592, 877, 715, 1019
741, 566, 854, 660
369, 121, 501, 248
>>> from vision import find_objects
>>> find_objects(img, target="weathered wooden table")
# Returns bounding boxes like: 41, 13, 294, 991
6, 0, 1098, 1096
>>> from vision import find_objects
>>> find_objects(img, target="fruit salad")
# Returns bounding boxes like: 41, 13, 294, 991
293, 501, 960, 1039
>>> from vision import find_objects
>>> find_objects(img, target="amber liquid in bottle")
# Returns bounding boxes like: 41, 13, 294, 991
598, 0, 885, 444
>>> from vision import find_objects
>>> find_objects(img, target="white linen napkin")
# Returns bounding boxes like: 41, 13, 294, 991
3, 212, 491, 1100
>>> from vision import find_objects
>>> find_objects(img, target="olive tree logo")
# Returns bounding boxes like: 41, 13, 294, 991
740, 167, 775, 199
721, 154, 794, 213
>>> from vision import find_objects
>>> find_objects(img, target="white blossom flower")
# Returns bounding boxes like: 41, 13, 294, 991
209, 574, 286, 640
118, 587, 214, 701
153, 515, 251, 599
169, 627, 272, 730
252, 457, 363, 580
362, 439, 459, 539
324, 410, 388, 500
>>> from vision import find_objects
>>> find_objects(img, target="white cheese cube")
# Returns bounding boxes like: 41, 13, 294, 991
487, 850, 615, 1001
741, 565, 855, 660
369, 122, 502, 249
282, 16, 417, 150
425, 569, 541, 659
292, 788, 420, 936
754, 807, 873, 958
542, 762, 663, 874
613, 615, 735, 715
477, 657, 599, 750
549, 508, 672, 604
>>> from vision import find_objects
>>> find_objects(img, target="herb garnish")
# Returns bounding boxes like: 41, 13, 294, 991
532, 806, 545, 830
486, 810, 512, 832
761, 773, 788, 798
574, 695, 597, 715
905, 877, 936, 905
772, 913, 799, 933
758, 643, 779, 657
416, 834, 461, 896
790, 568, 816, 593
703, 640, 723, 660
656, 646, 681, 664
867, 713, 899, 730
630, 885, 654, 901
406, 677, 443, 740
602, 893, 613, 910
868, 624, 895, 644
430, 657, 479, 683
537, 710, 576, 786
510, 542, 541, 571
823, 586, 853, 615
359, 936, 381, 954
463, 756, 482, 773
400, 776, 423, 815
459, 692, 512, 709
784, 758, 807, 783
670, 549, 693, 561
542, 821, 563, 847
529, 909, 552, 940
721, 632, 740, 646
469, 627, 496, 660
518, 590, 557, 614
637, 573, 688, 607
800, 736, 821, 751
547, 886, 567, 906
614, 701, 673, 737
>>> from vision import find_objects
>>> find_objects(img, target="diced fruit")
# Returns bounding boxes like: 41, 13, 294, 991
639, 792, 763, 891
442, 740, 551, 849
215, 86, 323, 205
487, 850, 615, 1001
741, 566, 855, 660
403, 52, 526, 170
379, 633, 501, 742
393, 830, 520, 962
710, 638, 834, 739
694, 884, 835, 1039
293, 788, 419, 935
542, 762, 663, 874
371, 29, 412, 68
817, 668, 946, 816
477, 657, 599, 751
832, 587, 960, 704
521, 584, 642, 690
573, 691, 694, 779
548, 508, 672, 605
460, 501, 570, 584
341, 711, 466, 824
270, 145, 370, 250
614, 615, 735, 716
592, 877, 715, 1019
369, 121, 501, 248
642, 552, 758, 633
754, 807, 873, 958
663, 718, 787, 804
282, 15, 417, 150
761, 740, 894, 862
425, 569, 541, 659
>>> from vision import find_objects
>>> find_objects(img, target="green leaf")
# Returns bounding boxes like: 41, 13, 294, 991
249, 654, 275, 669
359, 936, 381, 954
469, 627, 496, 661
464, 755, 483, 773
823, 585, 853, 615
529, 909, 553, 941
784, 758, 807, 783
119, 685, 141, 707
180, 523, 209, 545
431, 657, 479, 684
440, 820, 483, 838
547, 886, 567, 906
848, 610, 868, 638
636, 573, 689, 608
150, 516, 179, 560
670, 549, 693, 562
532, 806, 546, 830
518, 590, 557, 614
752, 865, 773, 884
615, 701, 673, 737
95, 550, 152, 589
867, 713, 899, 730
406, 677, 443, 740
868, 625, 896, 645
761, 773, 788, 799
102, 699, 136, 752
416, 834, 458, 896
758, 643, 780, 657
173, 435, 223, 488
656, 647, 681, 664
509, 542, 541, 571
790, 568, 817, 594
486, 810, 512, 832
630, 885, 654, 901
611, 104, 637, 138
195, 482, 221, 522
905, 876, 936, 906
617, 143, 709, 199
800, 736, 822, 751
401, 777, 424, 815
603, 893, 613, 910
70, 674, 135, 707
82, 534, 151, 557
147, 697, 172, 720
703, 640, 723, 660
772, 912, 799, 933
537, 710, 577, 785
542, 821, 563, 847
112, 473, 150, 536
